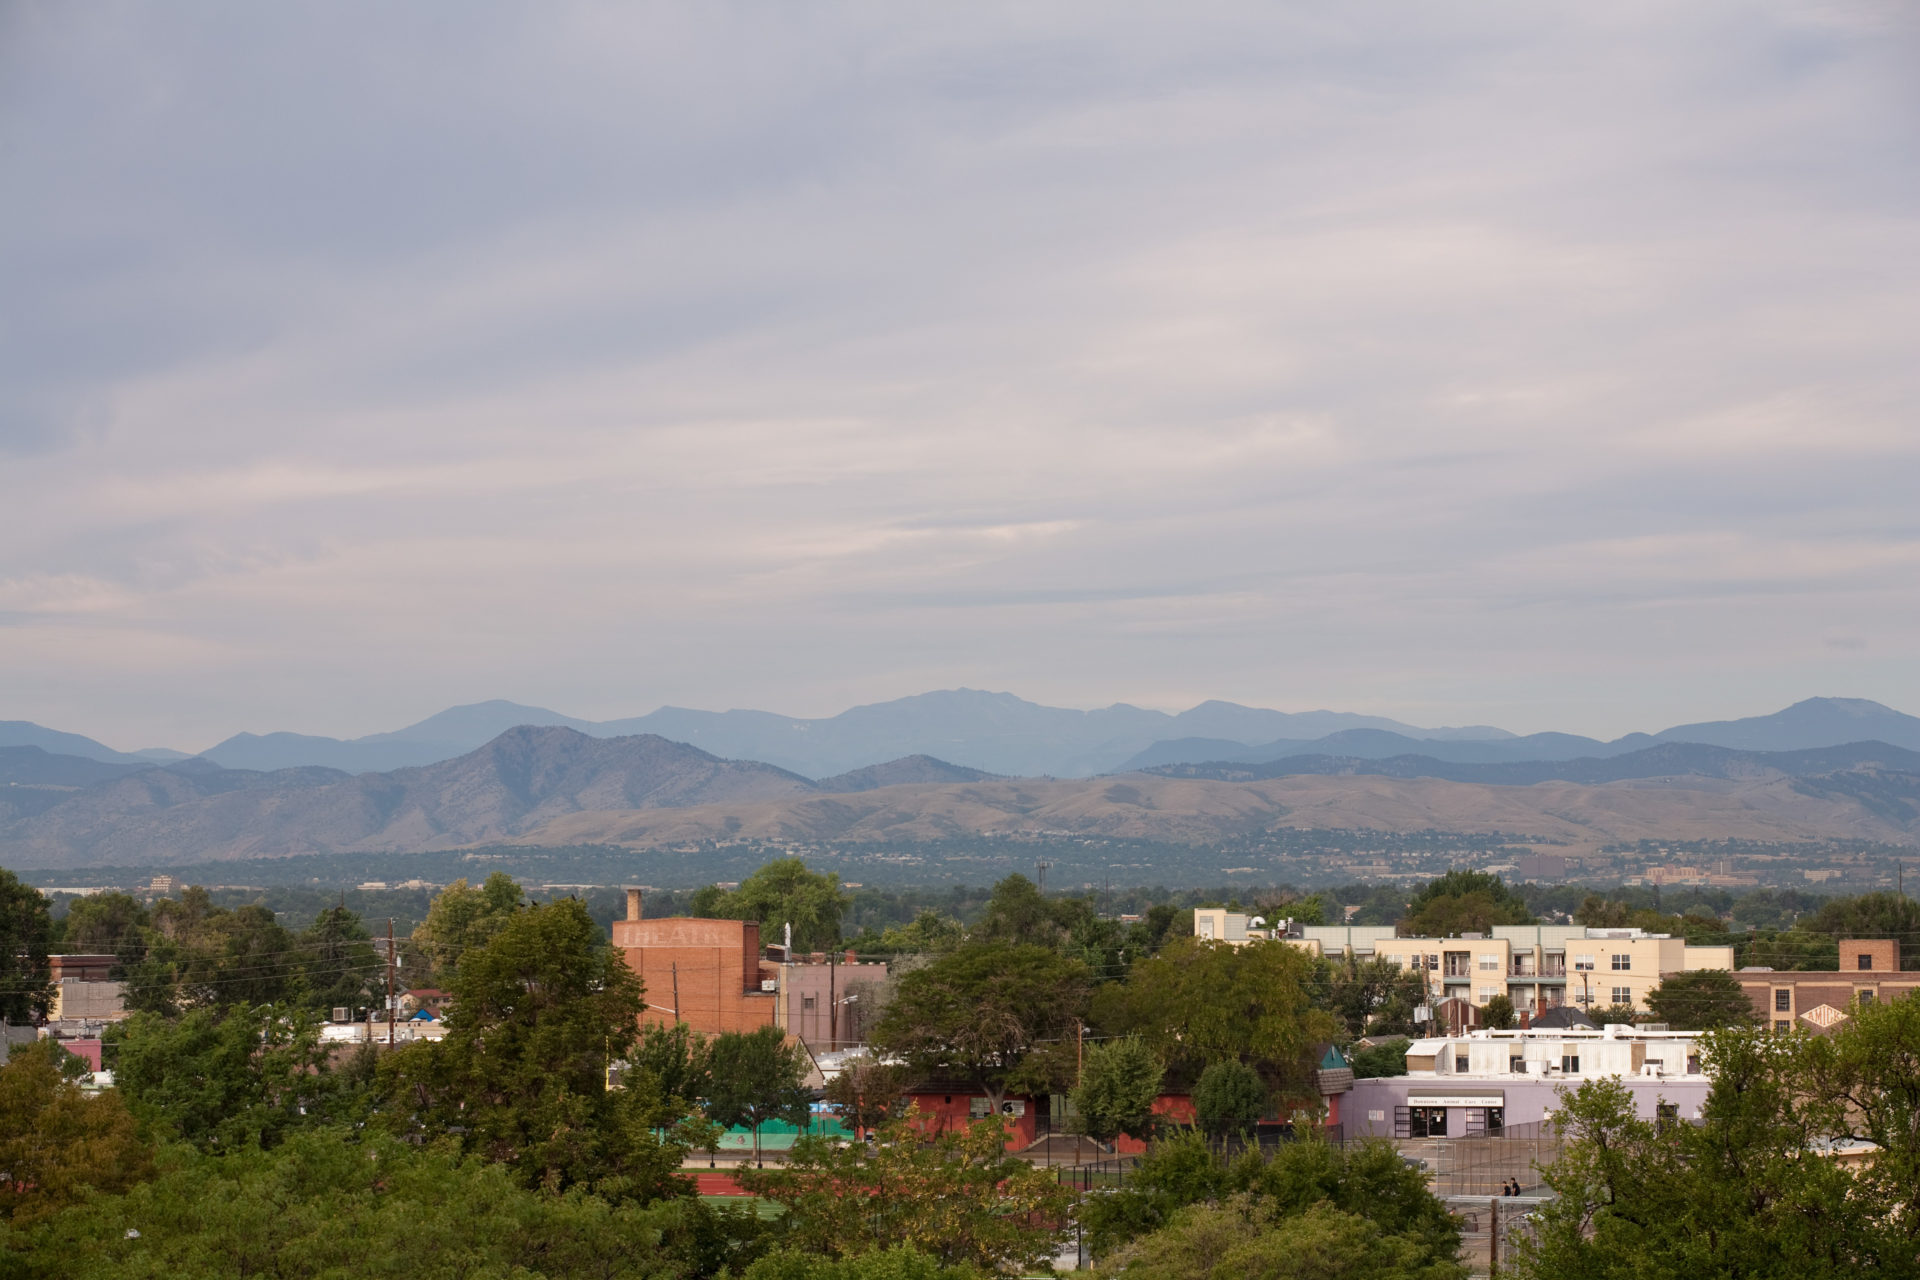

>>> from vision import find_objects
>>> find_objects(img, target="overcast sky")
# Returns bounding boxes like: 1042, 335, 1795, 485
3, 2, 1918, 752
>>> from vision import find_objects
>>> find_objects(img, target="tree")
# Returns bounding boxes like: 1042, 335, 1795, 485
973, 873, 1068, 948
824, 1053, 915, 1139
382, 897, 688, 1197
630, 1019, 711, 1105
694, 859, 849, 953
1193, 1059, 1267, 1139
1093, 936, 1336, 1100
408, 872, 523, 985
1400, 870, 1532, 937
1321, 956, 1431, 1038
58, 891, 150, 968
111, 1005, 363, 1150
1644, 969, 1760, 1030
1803, 892, 1920, 966
123, 890, 301, 1014
1589, 1004, 1639, 1027
742, 1245, 975, 1280
737, 1116, 1074, 1273
0, 1128, 736, 1280
1110, 1196, 1466, 1280
1481, 994, 1516, 1030
706, 1025, 812, 1167
1347, 1039, 1410, 1079
1514, 1012, 1920, 1280
873, 941, 1091, 1112
295, 904, 382, 1014
0, 1039, 153, 1224
1082, 1129, 1461, 1267
1073, 1035, 1165, 1146
0, 869, 53, 1022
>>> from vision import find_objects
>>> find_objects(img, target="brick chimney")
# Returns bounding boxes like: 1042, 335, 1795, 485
626, 887, 644, 922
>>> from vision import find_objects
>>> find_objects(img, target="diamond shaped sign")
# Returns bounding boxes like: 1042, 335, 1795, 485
1799, 1004, 1848, 1030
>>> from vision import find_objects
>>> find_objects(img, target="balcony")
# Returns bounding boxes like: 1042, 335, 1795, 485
1509, 959, 1537, 977
1442, 954, 1473, 979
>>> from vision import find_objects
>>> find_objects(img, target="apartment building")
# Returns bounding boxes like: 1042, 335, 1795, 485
47, 954, 127, 1021
1193, 912, 1733, 1015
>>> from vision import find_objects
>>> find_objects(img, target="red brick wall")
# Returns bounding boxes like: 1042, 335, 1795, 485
612, 917, 777, 1036
905, 1089, 1038, 1150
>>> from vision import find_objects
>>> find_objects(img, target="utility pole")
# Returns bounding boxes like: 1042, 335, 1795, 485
385, 918, 396, 1048
672, 962, 680, 1022
829, 949, 838, 1052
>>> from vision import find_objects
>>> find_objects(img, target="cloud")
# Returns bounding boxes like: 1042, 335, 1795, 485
1, 1, 1917, 747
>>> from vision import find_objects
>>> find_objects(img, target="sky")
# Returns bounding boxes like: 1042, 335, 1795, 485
3, 2, 1918, 753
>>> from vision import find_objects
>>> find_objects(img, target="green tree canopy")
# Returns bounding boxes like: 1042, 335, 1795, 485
1481, 994, 1516, 1030
737, 1116, 1073, 1273
0, 869, 53, 1022
1643, 968, 1760, 1030
1093, 937, 1336, 1097
111, 1005, 369, 1151
1517, 1004, 1920, 1280
295, 904, 382, 1015
823, 1053, 916, 1139
692, 858, 850, 953
1319, 956, 1431, 1038
1400, 870, 1531, 937
122, 889, 301, 1015
0, 1039, 153, 1224
408, 872, 523, 986
1192, 1059, 1267, 1139
0, 1129, 746, 1280
1082, 1129, 1462, 1270
872, 941, 1091, 1110
705, 1025, 812, 1166
1802, 892, 1920, 965
381, 896, 685, 1197
57, 891, 150, 967
1073, 1035, 1165, 1145
1110, 1196, 1465, 1280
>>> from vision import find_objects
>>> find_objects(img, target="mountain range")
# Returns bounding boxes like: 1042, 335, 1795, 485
3, 707, 1918, 869
10, 692, 1919, 781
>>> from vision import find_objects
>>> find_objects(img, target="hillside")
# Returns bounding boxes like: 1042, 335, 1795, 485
1141, 741, 1920, 786
523, 768, 1920, 856
0, 727, 817, 867
813, 755, 999, 792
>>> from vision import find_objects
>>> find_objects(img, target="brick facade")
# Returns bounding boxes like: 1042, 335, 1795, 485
1737, 938, 1919, 1033
611, 890, 778, 1035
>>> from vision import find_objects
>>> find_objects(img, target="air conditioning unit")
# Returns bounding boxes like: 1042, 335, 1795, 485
331, 1007, 351, 1024
760, 979, 778, 992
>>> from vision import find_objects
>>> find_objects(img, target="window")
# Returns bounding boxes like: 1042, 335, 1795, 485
1858, 953, 1874, 971
1510, 1056, 1526, 1074
1611, 954, 1631, 971
802, 995, 816, 1010
1455, 1053, 1469, 1072
1858, 990, 1875, 1006
1574, 955, 1595, 971
1560, 1054, 1581, 1074
1656, 1102, 1678, 1132
1408, 1106, 1448, 1138
1612, 987, 1632, 1005
1775, 990, 1791, 1012
1479, 954, 1500, 970
1478, 986, 1499, 1002
1774, 1020, 1790, 1032
1687, 1054, 1701, 1074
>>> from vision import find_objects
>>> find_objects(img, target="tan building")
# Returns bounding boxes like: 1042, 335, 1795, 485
1738, 939, 1918, 1034
48, 954, 127, 1022
1195, 913, 1733, 1015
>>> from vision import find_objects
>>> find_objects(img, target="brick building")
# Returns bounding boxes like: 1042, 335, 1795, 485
48, 954, 127, 1021
612, 889, 779, 1035
1737, 939, 1919, 1033
609, 889, 889, 1045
